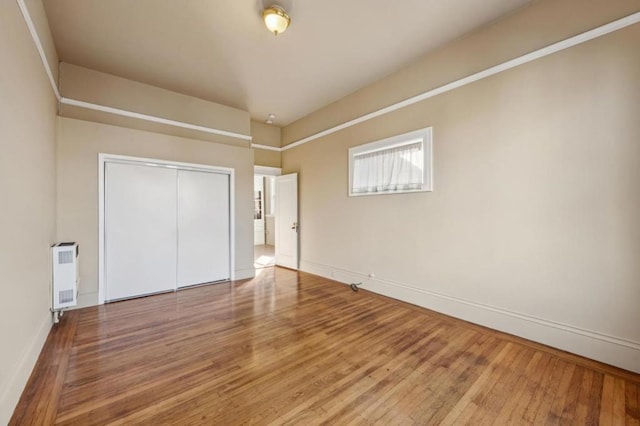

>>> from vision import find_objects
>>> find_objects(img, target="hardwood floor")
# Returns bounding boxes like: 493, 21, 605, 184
10, 267, 640, 425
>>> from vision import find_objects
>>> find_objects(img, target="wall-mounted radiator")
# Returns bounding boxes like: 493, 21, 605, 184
51, 242, 79, 316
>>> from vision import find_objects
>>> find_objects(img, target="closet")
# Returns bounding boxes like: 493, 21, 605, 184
104, 158, 231, 302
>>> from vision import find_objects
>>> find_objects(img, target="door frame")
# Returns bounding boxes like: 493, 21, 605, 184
98, 153, 235, 304
254, 165, 281, 177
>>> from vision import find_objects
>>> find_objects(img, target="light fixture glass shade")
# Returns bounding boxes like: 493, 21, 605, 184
263, 5, 290, 35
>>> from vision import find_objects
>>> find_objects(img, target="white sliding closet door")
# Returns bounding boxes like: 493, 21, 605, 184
177, 170, 230, 287
105, 162, 177, 301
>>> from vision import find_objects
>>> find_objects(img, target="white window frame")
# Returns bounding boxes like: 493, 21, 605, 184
348, 127, 433, 197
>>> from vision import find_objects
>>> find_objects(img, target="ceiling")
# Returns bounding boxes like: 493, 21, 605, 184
42, 0, 530, 127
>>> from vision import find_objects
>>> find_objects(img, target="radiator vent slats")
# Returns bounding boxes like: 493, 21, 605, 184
58, 289, 74, 304
52, 242, 78, 310
58, 250, 74, 264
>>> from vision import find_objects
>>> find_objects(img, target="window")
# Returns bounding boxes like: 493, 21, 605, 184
349, 127, 432, 196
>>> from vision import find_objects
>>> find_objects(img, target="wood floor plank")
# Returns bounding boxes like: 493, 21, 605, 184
466, 343, 534, 424
9, 267, 640, 425
439, 342, 514, 425
9, 310, 78, 426
626, 382, 640, 425
357, 329, 480, 423
492, 350, 546, 424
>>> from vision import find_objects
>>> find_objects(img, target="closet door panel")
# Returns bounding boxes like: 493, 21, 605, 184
105, 162, 177, 301
177, 170, 230, 287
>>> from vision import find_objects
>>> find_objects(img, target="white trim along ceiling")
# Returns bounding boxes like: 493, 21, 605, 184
16, 0, 640, 151
61, 98, 252, 141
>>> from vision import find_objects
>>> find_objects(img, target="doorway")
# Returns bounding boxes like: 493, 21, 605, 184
254, 166, 280, 269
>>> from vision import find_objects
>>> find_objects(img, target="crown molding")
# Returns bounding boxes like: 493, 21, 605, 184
282, 11, 640, 151
16, 0, 60, 101
17, 0, 253, 144
18, 0, 640, 152
60, 97, 253, 141
251, 143, 282, 152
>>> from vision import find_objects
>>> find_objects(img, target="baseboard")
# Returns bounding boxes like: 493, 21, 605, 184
76, 273, 258, 310
234, 268, 255, 281
300, 259, 640, 374
0, 313, 52, 425
76, 291, 98, 309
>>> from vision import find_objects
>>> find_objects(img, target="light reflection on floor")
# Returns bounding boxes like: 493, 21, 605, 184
254, 244, 275, 268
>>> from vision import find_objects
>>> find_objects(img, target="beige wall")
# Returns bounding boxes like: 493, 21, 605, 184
251, 120, 281, 148
59, 63, 252, 147
57, 117, 255, 308
0, 0, 58, 422
282, 4, 640, 371
251, 120, 282, 168
253, 148, 281, 168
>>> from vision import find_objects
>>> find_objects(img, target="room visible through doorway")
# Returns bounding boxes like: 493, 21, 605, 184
254, 171, 278, 268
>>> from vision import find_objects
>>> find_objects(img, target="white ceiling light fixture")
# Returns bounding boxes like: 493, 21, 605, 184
262, 5, 291, 36
265, 113, 276, 124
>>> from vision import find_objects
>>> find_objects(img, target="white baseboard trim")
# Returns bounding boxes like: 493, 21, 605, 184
76, 291, 98, 309
235, 268, 256, 281
73, 271, 257, 310
300, 259, 640, 373
0, 313, 52, 425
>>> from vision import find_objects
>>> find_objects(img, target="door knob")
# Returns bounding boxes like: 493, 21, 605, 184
291, 222, 298, 231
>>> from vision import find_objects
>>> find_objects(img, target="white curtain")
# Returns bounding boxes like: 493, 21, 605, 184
352, 141, 424, 194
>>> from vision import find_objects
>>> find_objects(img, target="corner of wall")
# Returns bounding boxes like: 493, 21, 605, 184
0, 314, 52, 425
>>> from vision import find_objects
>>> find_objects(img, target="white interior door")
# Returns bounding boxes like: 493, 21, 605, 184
177, 170, 230, 287
275, 173, 298, 269
105, 162, 177, 301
